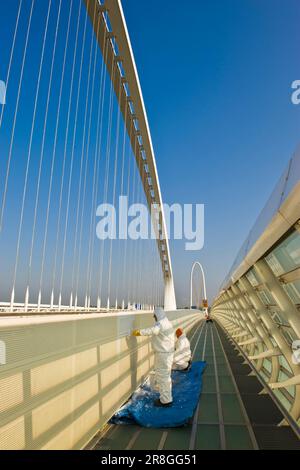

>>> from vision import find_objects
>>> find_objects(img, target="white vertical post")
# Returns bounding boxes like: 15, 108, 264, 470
164, 276, 177, 311
10, 287, 15, 313
50, 290, 54, 310
37, 290, 42, 312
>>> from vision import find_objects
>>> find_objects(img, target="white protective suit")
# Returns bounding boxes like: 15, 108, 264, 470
172, 333, 192, 370
140, 308, 174, 404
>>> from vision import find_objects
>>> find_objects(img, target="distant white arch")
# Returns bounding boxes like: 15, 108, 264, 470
190, 262, 207, 310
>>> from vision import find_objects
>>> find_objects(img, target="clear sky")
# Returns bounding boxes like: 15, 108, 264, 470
121, 0, 300, 305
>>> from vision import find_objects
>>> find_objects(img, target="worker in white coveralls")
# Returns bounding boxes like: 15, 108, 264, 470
172, 328, 192, 371
132, 307, 174, 407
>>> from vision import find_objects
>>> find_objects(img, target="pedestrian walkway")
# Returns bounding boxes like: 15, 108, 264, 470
89, 321, 300, 450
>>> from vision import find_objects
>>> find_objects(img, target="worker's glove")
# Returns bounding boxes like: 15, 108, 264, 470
132, 329, 141, 337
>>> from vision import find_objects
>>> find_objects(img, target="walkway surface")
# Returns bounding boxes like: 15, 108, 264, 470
90, 321, 300, 450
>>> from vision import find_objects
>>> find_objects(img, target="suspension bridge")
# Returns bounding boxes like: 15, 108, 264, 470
0, 0, 299, 451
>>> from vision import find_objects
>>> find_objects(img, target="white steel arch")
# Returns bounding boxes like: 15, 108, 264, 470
84, 0, 176, 310
190, 261, 207, 310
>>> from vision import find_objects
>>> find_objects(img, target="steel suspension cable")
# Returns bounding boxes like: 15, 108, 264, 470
122, 119, 132, 307
0, 0, 35, 232
82, 17, 105, 309
87, 26, 109, 310
97, 55, 116, 309
132, 148, 143, 307
63, 3, 89, 309
38, 1, 73, 307
11, 0, 52, 310
128, 136, 138, 306
26, 0, 62, 302
114, 101, 128, 308
84, 21, 108, 310
107, 81, 122, 306
74, 7, 99, 309
71, 6, 95, 309
50, 0, 82, 308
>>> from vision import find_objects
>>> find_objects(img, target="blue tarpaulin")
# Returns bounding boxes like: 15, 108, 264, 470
110, 361, 206, 428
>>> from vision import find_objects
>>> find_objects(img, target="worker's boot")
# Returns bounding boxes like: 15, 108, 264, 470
154, 399, 173, 408
183, 360, 192, 371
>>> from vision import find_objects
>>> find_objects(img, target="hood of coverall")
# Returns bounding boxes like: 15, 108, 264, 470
154, 307, 165, 321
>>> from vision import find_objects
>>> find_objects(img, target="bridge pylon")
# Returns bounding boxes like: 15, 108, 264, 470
164, 276, 177, 311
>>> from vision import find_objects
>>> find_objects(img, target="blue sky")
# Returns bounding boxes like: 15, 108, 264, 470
0, 1, 299, 308
122, 0, 300, 305
0, 1, 165, 306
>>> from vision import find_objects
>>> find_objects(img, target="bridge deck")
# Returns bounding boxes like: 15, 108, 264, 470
89, 322, 300, 450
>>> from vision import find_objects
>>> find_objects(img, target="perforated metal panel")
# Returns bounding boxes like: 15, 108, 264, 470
0, 310, 200, 449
